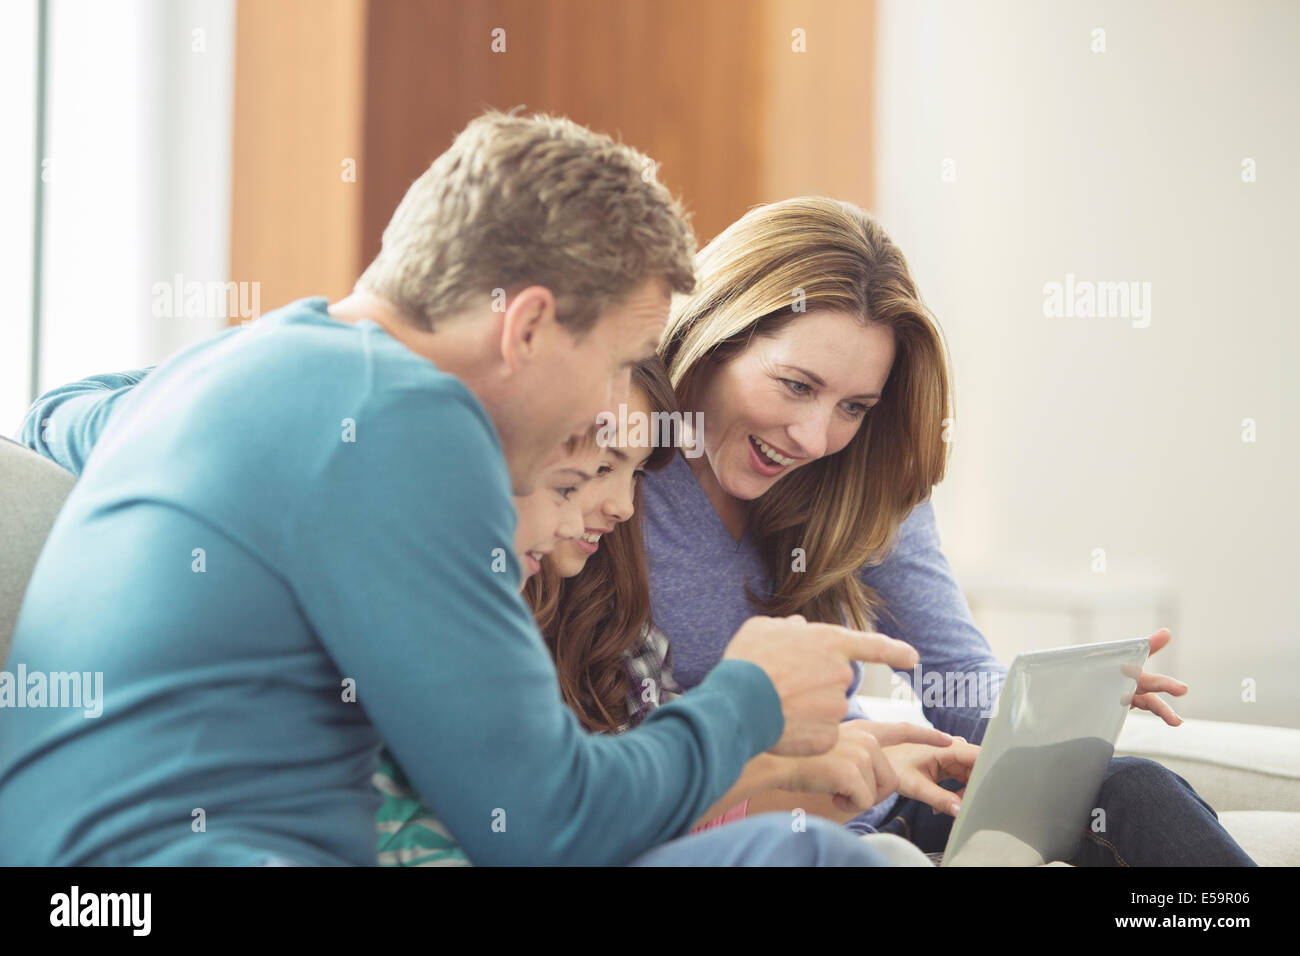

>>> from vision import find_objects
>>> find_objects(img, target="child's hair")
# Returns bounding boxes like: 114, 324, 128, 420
523, 355, 679, 733
562, 422, 603, 458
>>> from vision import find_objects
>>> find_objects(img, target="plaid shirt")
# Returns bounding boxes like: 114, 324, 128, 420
616, 623, 684, 733
620, 624, 751, 830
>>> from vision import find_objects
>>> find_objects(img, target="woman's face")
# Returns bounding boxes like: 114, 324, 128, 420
550, 386, 655, 579
691, 310, 895, 502
512, 443, 605, 586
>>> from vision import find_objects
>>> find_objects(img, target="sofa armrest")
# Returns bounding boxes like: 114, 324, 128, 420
1113, 710, 1300, 813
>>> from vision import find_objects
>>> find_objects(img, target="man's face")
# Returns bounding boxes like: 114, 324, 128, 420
505, 278, 670, 493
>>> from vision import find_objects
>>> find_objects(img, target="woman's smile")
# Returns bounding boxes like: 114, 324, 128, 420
747, 434, 799, 476
575, 527, 611, 555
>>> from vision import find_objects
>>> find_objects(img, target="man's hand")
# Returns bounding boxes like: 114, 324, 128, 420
885, 735, 981, 817
723, 615, 919, 756
777, 720, 956, 814
1131, 628, 1188, 726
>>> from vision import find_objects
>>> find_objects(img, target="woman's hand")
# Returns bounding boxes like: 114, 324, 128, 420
883, 736, 981, 816
1131, 628, 1188, 726
778, 720, 955, 815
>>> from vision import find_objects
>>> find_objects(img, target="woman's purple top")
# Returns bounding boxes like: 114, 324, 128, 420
642, 450, 1008, 830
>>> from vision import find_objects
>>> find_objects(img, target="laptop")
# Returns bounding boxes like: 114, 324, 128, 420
934, 637, 1150, 866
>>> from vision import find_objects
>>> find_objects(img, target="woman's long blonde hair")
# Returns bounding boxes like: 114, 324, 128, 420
659, 197, 953, 631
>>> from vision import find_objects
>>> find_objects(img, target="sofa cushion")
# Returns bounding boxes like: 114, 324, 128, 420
0, 437, 76, 667
1114, 710, 1300, 813
1217, 811, 1300, 868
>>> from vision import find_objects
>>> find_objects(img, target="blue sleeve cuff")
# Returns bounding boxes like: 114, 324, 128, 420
694, 658, 785, 754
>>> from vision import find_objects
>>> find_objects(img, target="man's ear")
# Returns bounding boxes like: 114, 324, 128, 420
499, 286, 557, 374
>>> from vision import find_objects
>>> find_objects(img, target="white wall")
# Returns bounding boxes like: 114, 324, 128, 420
2, 0, 235, 438
873, 0, 1299, 727
0, 1, 38, 437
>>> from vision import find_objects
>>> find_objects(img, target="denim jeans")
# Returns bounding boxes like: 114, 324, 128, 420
630, 813, 895, 866
870, 755, 1257, 866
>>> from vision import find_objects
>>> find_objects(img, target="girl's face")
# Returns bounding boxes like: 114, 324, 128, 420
512, 443, 605, 586
691, 310, 895, 502
550, 386, 655, 579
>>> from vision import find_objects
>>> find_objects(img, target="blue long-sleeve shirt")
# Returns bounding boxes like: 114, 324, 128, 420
0, 297, 783, 866
642, 449, 1007, 830
18, 365, 158, 473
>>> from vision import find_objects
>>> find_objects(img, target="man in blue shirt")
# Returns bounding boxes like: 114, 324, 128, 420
0, 110, 914, 865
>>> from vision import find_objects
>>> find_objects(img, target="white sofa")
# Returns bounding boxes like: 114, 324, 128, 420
0, 437, 76, 666
856, 694, 1300, 866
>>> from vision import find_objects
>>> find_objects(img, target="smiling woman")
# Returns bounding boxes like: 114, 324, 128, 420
705, 312, 897, 488
659, 197, 952, 632
637, 196, 1255, 866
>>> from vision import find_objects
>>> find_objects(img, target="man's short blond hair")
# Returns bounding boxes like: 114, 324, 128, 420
358, 109, 698, 335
